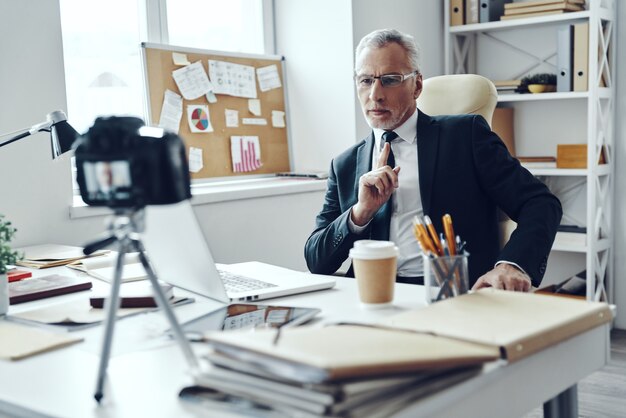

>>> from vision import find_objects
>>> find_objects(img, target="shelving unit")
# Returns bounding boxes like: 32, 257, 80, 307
443, 0, 616, 302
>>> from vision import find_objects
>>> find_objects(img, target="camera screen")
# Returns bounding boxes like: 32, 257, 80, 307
82, 160, 132, 202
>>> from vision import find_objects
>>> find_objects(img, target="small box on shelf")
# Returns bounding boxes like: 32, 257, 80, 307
556, 144, 606, 168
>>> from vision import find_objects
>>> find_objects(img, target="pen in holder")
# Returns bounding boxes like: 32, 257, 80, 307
422, 252, 469, 304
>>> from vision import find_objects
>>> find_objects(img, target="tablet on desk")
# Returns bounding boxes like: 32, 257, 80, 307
181, 304, 320, 341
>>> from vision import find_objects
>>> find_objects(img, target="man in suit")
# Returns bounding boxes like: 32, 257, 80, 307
304, 29, 561, 291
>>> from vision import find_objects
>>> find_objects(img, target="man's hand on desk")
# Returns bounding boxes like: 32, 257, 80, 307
352, 143, 401, 226
472, 263, 532, 292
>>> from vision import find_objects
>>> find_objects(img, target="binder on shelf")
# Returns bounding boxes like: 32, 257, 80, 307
465, 0, 480, 24
450, 0, 465, 26
492, 107, 515, 156
557, 25, 573, 92
573, 22, 589, 92
479, 0, 510, 23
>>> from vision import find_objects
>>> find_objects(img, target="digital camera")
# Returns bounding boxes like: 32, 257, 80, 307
74, 116, 191, 208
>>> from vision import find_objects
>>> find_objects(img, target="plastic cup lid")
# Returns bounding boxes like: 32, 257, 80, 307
349, 240, 398, 260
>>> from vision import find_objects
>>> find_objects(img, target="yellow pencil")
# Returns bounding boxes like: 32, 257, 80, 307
442, 214, 456, 256
424, 215, 444, 256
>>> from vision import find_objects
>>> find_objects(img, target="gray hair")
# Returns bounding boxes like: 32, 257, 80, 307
355, 29, 421, 73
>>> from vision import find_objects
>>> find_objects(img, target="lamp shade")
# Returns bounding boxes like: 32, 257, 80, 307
0, 110, 78, 159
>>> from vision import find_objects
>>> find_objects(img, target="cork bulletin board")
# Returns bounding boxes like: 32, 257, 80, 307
141, 42, 291, 180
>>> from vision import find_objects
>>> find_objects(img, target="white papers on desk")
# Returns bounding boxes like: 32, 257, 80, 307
172, 61, 214, 100
67, 252, 147, 283
158, 89, 183, 134
208, 60, 257, 99
256, 64, 282, 92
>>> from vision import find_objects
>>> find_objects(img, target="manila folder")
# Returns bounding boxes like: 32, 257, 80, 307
383, 288, 612, 363
205, 324, 499, 383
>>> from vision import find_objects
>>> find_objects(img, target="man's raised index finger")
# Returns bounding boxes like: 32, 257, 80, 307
376, 142, 390, 169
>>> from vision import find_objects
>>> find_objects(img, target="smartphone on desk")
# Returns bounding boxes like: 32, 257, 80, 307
180, 303, 320, 341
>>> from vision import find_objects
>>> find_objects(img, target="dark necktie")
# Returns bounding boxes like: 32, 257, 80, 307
381, 131, 398, 167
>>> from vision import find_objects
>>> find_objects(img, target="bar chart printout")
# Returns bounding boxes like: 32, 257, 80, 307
230, 136, 262, 173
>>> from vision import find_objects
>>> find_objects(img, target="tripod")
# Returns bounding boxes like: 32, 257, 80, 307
84, 208, 199, 403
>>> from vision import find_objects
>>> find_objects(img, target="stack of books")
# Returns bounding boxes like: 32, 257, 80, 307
517, 156, 557, 169
501, 0, 586, 21
182, 324, 499, 417
493, 79, 522, 94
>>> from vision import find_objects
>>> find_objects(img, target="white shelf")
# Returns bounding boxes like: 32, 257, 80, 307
498, 91, 588, 102
450, 10, 591, 34
552, 237, 610, 253
527, 165, 611, 177
445, 0, 615, 301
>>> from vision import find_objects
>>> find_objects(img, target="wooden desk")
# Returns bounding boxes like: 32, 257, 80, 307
0, 269, 610, 418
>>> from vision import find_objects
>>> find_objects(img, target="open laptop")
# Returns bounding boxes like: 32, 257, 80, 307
141, 200, 335, 303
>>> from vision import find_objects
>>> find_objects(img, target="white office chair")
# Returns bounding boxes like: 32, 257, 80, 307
416, 74, 515, 248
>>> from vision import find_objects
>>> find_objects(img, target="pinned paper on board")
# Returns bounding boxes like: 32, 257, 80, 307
231, 136, 262, 173
225, 109, 239, 128
189, 147, 203, 173
172, 61, 214, 100
248, 99, 262, 116
256, 64, 282, 92
242, 118, 267, 126
271, 110, 286, 128
172, 52, 191, 66
208, 60, 257, 99
158, 89, 183, 134
187, 104, 213, 133
205, 91, 218, 103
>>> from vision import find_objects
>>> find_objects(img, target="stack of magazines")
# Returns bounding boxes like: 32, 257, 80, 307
180, 324, 498, 417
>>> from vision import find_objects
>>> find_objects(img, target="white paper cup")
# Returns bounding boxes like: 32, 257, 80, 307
349, 240, 398, 308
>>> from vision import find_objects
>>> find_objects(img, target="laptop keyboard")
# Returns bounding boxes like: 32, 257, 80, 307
218, 269, 278, 293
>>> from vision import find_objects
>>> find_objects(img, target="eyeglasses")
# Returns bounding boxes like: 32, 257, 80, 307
355, 71, 419, 89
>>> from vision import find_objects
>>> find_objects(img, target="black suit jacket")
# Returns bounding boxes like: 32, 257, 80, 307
304, 111, 562, 287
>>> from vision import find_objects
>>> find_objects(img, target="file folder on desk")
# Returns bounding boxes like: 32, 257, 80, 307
384, 288, 612, 363
204, 324, 499, 383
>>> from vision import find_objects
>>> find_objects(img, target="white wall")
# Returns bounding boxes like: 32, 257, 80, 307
351, 0, 444, 139
274, 0, 357, 172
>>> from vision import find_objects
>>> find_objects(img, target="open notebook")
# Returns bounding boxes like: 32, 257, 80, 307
142, 200, 335, 303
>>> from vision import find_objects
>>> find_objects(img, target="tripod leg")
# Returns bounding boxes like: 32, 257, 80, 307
133, 240, 200, 372
94, 241, 128, 403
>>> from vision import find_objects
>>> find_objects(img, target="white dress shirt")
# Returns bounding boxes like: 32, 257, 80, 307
349, 109, 424, 276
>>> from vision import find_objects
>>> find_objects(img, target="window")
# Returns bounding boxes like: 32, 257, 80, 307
59, 0, 145, 134
166, 0, 265, 54
60, 0, 270, 198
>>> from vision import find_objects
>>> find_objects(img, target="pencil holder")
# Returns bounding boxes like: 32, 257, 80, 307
422, 253, 469, 304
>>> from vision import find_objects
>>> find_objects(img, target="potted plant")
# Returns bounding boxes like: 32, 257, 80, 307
520, 73, 557, 93
1, 215, 20, 314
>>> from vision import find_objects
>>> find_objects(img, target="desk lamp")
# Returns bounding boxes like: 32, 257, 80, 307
0, 110, 78, 158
